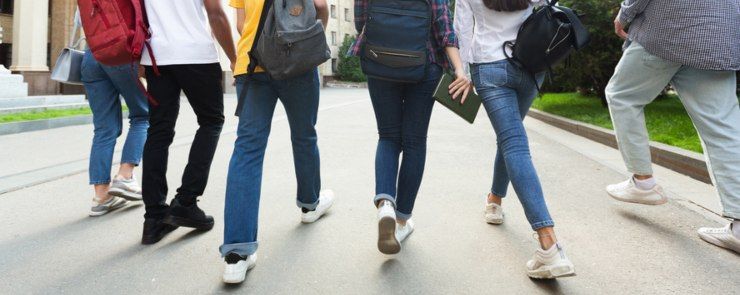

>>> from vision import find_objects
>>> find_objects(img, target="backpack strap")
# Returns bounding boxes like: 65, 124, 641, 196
553, 6, 590, 50
235, 0, 275, 116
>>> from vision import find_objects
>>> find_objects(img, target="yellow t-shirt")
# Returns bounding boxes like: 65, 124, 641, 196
230, 0, 265, 75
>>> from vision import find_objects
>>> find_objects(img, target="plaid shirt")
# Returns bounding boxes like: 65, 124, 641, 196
619, 0, 740, 71
348, 0, 459, 69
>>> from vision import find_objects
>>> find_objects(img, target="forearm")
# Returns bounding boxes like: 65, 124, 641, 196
315, 0, 329, 27
445, 47, 464, 73
210, 15, 237, 64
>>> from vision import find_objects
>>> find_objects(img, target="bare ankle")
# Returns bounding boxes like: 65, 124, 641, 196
487, 193, 502, 205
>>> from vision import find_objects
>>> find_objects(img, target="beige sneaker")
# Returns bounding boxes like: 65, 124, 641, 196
485, 200, 504, 225
526, 243, 576, 279
698, 224, 740, 254
606, 178, 667, 205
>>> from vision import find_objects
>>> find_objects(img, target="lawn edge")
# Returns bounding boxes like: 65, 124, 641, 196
528, 109, 711, 184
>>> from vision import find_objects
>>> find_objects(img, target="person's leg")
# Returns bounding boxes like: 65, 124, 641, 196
172, 63, 226, 205
275, 69, 322, 210
81, 50, 123, 201
367, 78, 405, 208
472, 61, 554, 244
142, 66, 182, 220
104, 64, 149, 178
605, 42, 681, 179
671, 69, 740, 221
221, 73, 279, 257
488, 73, 544, 205
394, 65, 441, 222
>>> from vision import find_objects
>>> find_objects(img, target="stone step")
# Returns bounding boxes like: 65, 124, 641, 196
0, 95, 87, 114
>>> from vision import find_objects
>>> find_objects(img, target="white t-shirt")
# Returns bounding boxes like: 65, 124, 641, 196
140, 0, 220, 66
454, 0, 545, 66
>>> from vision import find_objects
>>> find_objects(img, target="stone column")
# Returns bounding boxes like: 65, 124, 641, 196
10, 0, 50, 72
0, 24, 29, 98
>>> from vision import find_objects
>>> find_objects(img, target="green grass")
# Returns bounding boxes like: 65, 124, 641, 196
532, 92, 704, 153
0, 105, 129, 124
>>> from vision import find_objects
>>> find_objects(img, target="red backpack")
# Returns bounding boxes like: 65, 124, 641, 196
78, 0, 159, 104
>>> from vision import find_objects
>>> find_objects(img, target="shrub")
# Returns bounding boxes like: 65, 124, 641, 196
337, 36, 367, 82
541, 0, 624, 102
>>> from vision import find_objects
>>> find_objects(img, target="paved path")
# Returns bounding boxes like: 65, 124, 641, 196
0, 88, 738, 294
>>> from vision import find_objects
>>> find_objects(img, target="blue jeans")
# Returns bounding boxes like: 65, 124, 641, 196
81, 50, 149, 185
221, 69, 321, 257
471, 60, 554, 230
368, 64, 442, 220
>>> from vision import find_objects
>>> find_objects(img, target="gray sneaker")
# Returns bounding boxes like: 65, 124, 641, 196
108, 176, 142, 201
89, 196, 128, 217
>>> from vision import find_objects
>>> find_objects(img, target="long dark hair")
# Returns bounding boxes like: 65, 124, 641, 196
483, 0, 531, 12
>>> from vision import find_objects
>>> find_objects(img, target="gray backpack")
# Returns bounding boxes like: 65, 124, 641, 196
253, 0, 331, 80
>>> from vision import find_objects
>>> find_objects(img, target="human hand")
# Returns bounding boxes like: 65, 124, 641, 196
614, 17, 628, 40
449, 68, 472, 104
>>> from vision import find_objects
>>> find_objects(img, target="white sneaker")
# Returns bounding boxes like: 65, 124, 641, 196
89, 196, 128, 217
222, 252, 257, 284
698, 224, 740, 254
526, 243, 576, 279
301, 190, 335, 223
377, 201, 400, 254
108, 176, 143, 201
485, 200, 504, 225
606, 178, 667, 205
396, 219, 415, 243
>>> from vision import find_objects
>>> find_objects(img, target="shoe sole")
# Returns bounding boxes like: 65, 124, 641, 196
528, 264, 577, 279
163, 215, 214, 231
223, 263, 257, 284
108, 187, 142, 201
698, 232, 740, 254
89, 200, 128, 217
485, 215, 504, 225
141, 225, 178, 245
377, 216, 400, 255
607, 191, 667, 206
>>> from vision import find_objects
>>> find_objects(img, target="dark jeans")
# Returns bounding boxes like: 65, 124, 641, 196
368, 64, 442, 220
220, 69, 321, 257
142, 63, 225, 219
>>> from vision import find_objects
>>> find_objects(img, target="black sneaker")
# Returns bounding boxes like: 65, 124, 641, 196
141, 218, 178, 245
163, 198, 215, 231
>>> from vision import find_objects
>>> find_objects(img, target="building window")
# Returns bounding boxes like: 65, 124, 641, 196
331, 31, 337, 45
331, 58, 338, 73
344, 8, 350, 21
0, 0, 13, 14
330, 5, 337, 18
0, 44, 11, 67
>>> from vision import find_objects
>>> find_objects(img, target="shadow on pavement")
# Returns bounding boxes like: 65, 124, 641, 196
530, 279, 563, 295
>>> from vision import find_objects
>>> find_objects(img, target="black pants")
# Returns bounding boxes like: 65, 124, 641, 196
142, 63, 225, 219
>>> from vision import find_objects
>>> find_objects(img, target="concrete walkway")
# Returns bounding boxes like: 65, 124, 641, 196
0, 88, 737, 294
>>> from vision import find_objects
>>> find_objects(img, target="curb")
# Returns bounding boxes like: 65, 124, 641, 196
0, 112, 128, 136
527, 109, 711, 184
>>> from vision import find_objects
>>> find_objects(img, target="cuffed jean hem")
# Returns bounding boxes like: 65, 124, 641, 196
531, 220, 555, 231
120, 160, 141, 167
220, 242, 259, 257
373, 193, 396, 207
490, 189, 507, 198
395, 211, 412, 221
297, 199, 320, 211
90, 180, 111, 185
723, 211, 740, 220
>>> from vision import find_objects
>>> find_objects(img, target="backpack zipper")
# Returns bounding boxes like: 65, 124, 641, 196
369, 50, 419, 59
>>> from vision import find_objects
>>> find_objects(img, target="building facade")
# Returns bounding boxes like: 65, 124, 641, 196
0, 0, 356, 97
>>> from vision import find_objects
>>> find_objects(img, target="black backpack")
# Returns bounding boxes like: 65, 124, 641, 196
504, 0, 590, 77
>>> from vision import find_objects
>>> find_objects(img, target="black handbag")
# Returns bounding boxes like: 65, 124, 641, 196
504, 0, 590, 76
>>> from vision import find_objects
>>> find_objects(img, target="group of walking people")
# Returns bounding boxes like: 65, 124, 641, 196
76, 0, 739, 285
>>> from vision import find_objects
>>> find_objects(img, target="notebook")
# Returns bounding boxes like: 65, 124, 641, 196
432, 73, 482, 124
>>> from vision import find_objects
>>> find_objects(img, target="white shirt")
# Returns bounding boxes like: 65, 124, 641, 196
454, 0, 544, 68
141, 0, 220, 66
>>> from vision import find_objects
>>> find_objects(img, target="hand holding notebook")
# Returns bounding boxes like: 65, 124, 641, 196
432, 72, 482, 124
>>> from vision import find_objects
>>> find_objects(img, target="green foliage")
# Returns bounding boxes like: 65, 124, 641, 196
532, 93, 704, 153
541, 0, 624, 101
0, 107, 93, 123
336, 36, 367, 82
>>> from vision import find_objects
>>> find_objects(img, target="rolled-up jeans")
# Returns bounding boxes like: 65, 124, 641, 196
472, 60, 554, 231
221, 69, 322, 257
81, 50, 149, 185
606, 42, 740, 220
